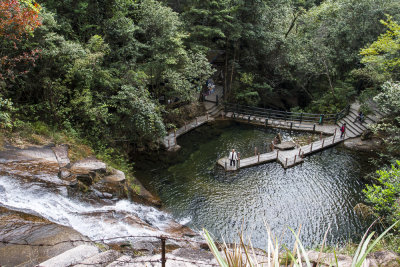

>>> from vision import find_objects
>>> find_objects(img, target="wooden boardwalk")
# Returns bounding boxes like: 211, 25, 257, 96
162, 114, 214, 151
218, 132, 348, 171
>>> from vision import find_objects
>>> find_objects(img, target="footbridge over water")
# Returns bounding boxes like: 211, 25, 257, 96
162, 99, 385, 170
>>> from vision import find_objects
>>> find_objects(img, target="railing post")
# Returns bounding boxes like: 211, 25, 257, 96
310, 143, 313, 152
238, 152, 241, 169
161, 236, 166, 267
290, 122, 293, 131
225, 160, 227, 170
332, 135, 335, 144
300, 113, 303, 124
265, 118, 268, 127
285, 158, 288, 168
313, 124, 316, 133
302, 151, 304, 158
298, 149, 301, 156
248, 115, 251, 122
206, 113, 209, 121
184, 122, 187, 131
277, 150, 279, 158
294, 155, 297, 163
322, 139, 325, 147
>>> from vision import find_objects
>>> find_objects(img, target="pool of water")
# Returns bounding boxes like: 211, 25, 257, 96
134, 121, 373, 249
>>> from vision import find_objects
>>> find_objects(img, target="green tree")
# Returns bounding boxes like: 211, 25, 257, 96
360, 16, 400, 80
364, 161, 400, 227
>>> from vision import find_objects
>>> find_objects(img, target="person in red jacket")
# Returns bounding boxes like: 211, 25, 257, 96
340, 123, 346, 138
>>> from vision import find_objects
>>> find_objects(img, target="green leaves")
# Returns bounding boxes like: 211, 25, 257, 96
364, 161, 400, 225
360, 15, 400, 79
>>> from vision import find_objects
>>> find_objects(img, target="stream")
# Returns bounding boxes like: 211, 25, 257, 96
134, 121, 375, 249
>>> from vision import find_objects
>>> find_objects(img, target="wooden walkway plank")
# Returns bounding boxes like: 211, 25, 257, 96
218, 133, 348, 171
162, 115, 215, 150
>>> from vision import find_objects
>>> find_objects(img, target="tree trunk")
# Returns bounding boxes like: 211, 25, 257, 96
322, 59, 336, 100
229, 42, 237, 99
224, 40, 229, 102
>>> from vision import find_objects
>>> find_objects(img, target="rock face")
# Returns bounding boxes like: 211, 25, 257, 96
0, 207, 90, 267
275, 141, 296, 150
39, 245, 100, 267
306, 250, 400, 267
343, 137, 382, 152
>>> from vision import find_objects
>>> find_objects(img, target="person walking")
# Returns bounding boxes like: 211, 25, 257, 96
229, 149, 238, 166
340, 123, 346, 138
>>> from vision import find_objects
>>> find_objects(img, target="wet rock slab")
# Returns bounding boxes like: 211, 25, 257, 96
275, 141, 296, 150
0, 207, 90, 267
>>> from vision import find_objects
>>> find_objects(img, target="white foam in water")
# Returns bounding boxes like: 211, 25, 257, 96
0, 175, 174, 242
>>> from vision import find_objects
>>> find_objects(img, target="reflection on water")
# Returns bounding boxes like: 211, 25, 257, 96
134, 121, 373, 248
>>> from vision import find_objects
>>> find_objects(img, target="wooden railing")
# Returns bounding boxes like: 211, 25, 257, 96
224, 103, 350, 125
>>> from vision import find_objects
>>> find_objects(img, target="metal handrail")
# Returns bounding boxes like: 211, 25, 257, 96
224, 103, 350, 125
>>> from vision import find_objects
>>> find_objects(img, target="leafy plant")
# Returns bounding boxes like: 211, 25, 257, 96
203, 220, 399, 267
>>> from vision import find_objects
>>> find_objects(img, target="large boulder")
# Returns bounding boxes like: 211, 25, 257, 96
0, 207, 90, 267
70, 157, 107, 186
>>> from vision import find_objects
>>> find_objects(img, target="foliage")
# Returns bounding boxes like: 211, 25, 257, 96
305, 81, 356, 114
360, 16, 400, 80
364, 161, 400, 227
374, 81, 400, 115
0, 0, 42, 40
0, 95, 15, 129
203, 221, 399, 267
0, 0, 42, 81
111, 84, 166, 145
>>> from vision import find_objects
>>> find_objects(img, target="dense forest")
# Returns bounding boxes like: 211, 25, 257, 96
1, 0, 400, 250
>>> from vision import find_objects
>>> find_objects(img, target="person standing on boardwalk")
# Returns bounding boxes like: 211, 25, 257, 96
340, 123, 346, 138
229, 149, 238, 166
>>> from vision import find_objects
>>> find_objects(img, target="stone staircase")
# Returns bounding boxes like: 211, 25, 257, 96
336, 100, 386, 138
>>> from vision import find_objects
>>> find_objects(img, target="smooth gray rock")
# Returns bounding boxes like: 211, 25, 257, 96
75, 250, 121, 267
70, 157, 107, 174
106, 254, 217, 267
103, 169, 126, 183
38, 245, 100, 267
275, 141, 296, 150
0, 207, 90, 267
52, 145, 70, 168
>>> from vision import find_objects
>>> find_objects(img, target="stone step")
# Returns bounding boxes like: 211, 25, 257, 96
38, 245, 100, 267
74, 250, 121, 267
337, 119, 359, 137
340, 117, 366, 134
348, 109, 375, 127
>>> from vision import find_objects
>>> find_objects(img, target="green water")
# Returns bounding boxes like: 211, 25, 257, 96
134, 121, 373, 248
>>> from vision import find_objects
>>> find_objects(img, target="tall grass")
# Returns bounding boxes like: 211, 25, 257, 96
203, 221, 399, 267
